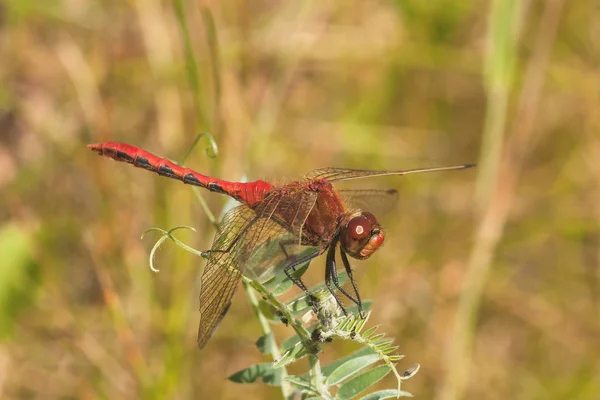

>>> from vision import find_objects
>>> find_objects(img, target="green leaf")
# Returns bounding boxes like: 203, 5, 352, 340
369, 333, 386, 342
375, 339, 395, 349
283, 375, 317, 392
336, 365, 391, 400
321, 347, 377, 377
325, 354, 380, 386
255, 333, 274, 354
338, 315, 354, 331
257, 299, 278, 320
228, 363, 282, 386
387, 355, 405, 362
354, 316, 369, 333
361, 325, 379, 338
0, 224, 38, 340
273, 341, 309, 368
281, 334, 302, 352
358, 389, 414, 399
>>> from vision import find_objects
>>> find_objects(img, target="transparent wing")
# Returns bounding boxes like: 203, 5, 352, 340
197, 189, 318, 348
197, 205, 255, 349
305, 164, 475, 183
338, 188, 399, 216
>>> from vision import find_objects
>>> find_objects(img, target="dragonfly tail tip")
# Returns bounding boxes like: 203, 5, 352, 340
87, 143, 102, 153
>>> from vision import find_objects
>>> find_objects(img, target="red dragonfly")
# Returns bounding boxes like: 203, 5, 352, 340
88, 142, 474, 348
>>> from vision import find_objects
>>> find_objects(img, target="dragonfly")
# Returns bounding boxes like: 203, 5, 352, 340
88, 142, 474, 348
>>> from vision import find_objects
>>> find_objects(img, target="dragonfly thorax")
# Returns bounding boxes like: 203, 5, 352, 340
340, 211, 385, 260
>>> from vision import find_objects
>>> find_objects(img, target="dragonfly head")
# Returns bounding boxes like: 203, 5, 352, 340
341, 211, 385, 260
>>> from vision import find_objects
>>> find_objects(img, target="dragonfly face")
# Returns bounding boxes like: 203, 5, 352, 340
340, 211, 385, 260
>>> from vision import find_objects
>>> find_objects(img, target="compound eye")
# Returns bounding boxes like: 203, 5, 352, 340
348, 215, 372, 240
362, 212, 378, 227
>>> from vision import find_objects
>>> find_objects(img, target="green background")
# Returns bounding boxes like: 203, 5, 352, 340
0, 0, 597, 399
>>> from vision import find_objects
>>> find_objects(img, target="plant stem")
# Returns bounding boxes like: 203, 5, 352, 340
308, 355, 333, 400
243, 281, 294, 399
242, 277, 317, 353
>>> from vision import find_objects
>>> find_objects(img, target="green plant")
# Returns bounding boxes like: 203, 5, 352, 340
144, 223, 418, 399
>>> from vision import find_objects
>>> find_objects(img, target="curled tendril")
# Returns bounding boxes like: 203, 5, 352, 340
202, 132, 219, 158
183, 132, 219, 163
141, 225, 206, 272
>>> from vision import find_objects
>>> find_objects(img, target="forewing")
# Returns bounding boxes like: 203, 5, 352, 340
338, 188, 399, 216
305, 164, 474, 182
197, 189, 318, 348
197, 204, 254, 348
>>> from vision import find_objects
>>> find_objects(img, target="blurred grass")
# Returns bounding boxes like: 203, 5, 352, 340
1, 0, 599, 399
440, 1, 524, 399
0, 224, 38, 340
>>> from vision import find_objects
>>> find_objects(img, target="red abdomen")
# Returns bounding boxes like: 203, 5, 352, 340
88, 142, 273, 205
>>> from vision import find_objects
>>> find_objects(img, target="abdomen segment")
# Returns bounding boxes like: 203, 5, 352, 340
88, 142, 273, 205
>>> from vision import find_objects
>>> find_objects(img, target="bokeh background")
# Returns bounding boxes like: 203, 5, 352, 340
1, 0, 598, 399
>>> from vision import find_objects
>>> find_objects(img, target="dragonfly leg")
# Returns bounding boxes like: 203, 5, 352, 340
282, 248, 324, 313
340, 250, 365, 318
283, 266, 318, 313
324, 242, 348, 316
